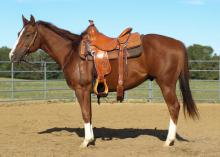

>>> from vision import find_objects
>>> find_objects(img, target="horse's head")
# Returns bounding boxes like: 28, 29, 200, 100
9, 15, 41, 62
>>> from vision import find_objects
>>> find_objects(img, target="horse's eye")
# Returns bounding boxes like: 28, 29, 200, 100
26, 34, 31, 37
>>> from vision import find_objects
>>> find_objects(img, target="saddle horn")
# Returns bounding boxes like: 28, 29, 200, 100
89, 20, 94, 26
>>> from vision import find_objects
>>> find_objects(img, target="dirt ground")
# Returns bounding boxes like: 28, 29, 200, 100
0, 101, 219, 157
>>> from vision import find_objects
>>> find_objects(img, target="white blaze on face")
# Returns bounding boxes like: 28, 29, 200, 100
9, 28, 25, 60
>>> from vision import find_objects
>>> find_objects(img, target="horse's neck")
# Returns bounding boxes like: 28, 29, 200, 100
38, 25, 73, 68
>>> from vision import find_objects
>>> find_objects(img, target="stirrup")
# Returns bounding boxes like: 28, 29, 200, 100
93, 78, 108, 97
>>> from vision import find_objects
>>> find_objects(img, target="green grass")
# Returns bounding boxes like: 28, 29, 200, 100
0, 77, 220, 103
0, 78, 74, 101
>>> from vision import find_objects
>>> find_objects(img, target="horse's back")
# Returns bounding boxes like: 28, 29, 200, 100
143, 34, 186, 54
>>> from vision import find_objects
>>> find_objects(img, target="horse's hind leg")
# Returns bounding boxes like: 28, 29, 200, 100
156, 80, 180, 146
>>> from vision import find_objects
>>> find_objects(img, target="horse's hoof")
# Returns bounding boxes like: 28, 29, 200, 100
164, 140, 175, 147
80, 139, 94, 148
80, 141, 88, 148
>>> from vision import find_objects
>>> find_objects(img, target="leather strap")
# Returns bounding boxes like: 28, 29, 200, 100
117, 44, 126, 101
26, 31, 38, 52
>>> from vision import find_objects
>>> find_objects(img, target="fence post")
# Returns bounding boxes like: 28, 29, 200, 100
125, 91, 128, 101
11, 62, 14, 100
44, 62, 47, 99
148, 81, 152, 102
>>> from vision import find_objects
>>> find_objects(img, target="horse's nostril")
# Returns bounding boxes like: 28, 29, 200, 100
12, 55, 15, 60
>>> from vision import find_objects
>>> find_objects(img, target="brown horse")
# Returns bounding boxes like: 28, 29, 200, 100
9, 15, 198, 148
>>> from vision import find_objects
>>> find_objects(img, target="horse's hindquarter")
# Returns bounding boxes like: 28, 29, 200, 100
142, 34, 185, 81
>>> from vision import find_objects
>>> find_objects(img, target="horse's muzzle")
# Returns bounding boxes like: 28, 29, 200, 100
9, 51, 25, 63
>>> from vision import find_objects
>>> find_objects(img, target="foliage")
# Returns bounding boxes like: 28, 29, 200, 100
187, 44, 220, 80
0, 47, 11, 78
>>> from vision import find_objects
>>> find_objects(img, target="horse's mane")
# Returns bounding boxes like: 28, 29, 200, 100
80, 27, 89, 37
37, 21, 82, 42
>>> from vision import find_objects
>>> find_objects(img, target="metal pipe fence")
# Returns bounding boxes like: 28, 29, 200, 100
0, 60, 220, 103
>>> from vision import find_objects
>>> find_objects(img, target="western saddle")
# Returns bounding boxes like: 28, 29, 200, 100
81, 20, 142, 102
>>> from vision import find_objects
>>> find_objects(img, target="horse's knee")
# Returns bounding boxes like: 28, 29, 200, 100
172, 102, 180, 112
82, 113, 90, 123
175, 102, 180, 112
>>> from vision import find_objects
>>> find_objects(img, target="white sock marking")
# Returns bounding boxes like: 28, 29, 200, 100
84, 123, 94, 140
166, 118, 177, 143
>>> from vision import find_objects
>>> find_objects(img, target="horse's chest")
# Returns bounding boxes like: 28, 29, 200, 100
64, 61, 93, 89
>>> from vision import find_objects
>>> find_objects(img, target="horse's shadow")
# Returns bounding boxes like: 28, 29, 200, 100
38, 127, 189, 142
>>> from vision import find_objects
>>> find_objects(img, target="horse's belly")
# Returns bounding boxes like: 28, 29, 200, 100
106, 56, 148, 92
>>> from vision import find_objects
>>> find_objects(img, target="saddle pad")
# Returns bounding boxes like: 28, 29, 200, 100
80, 45, 143, 61
108, 45, 143, 60
127, 33, 142, 49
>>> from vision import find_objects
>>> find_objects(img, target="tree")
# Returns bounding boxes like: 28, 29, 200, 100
187, 44, 219, 80
0, 46, 10, 61
0, 47, 11, 77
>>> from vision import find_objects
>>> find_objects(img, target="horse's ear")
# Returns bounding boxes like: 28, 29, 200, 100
22, 15, 29, 26
30, 14, 36, 25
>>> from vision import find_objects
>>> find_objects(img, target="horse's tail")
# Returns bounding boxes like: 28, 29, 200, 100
179, 47, 199, 119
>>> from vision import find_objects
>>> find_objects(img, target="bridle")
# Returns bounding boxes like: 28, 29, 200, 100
20, 26, 40, 69
19, 25, 39, 63
24, 28, 38, 55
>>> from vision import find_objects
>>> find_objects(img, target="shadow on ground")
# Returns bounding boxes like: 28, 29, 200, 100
38, 127, 189, 142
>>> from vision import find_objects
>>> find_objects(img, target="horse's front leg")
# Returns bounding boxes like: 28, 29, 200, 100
75, 87, 94, 148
